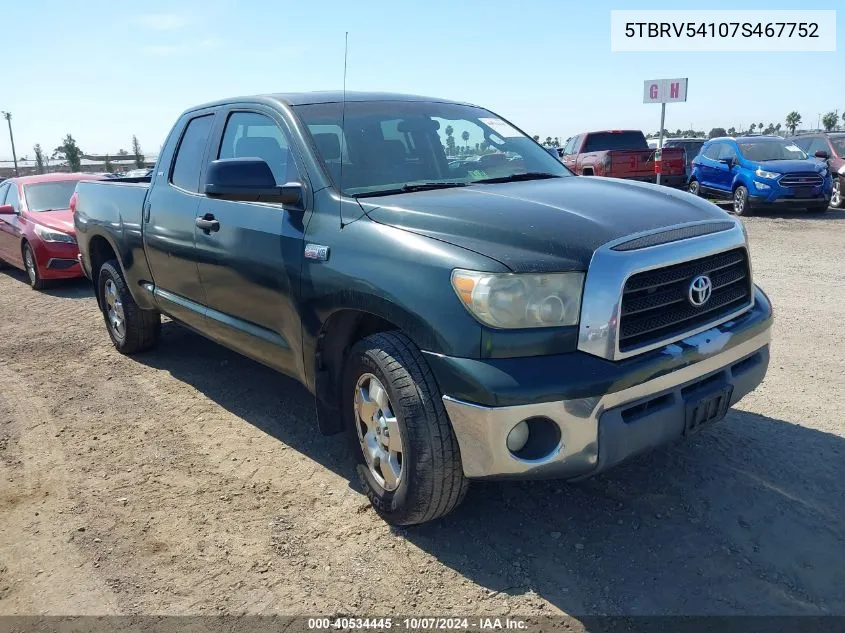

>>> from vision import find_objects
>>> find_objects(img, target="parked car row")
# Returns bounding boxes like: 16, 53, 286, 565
53, 91, 774, 525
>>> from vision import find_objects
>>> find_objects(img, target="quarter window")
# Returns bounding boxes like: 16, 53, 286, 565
218, 112, 294, 184
170, 114, 214, 193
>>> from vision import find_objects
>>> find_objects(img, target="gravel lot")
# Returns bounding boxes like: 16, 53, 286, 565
1, 208, 844, 617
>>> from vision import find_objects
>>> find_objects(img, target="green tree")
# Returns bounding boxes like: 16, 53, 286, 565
727, 127, 736, 136
461, 130, 470, 149
822, 111, 838, 132
131, 135, 145, 168
775, 123, 782, 134
709, 127, 728, 139
33, 144, 45, 174
842, 111, 845, 128
532, 135, 540, 142
553, 137, 560, 147
749, 123, 757, 134
758, 122, 764, 133
117, 148, 129, 156
544, 136, 552, 146
104, 155, 114, 173
443, 125, 456, 155
53, 134, 83, 172
785, 111, 802, 135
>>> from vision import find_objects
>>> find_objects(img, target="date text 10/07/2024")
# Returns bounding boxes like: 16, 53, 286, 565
307, 617, 528, 630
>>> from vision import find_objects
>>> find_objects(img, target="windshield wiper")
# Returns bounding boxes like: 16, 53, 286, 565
355, 181, 468, 198
472, 172, 562, 184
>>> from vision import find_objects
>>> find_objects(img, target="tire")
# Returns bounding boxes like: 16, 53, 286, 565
733, 185, 752, 216
22, 242, 47, 290
97, 259, 161, 354
688, 179, 701, 197
830, 178, 842, 209
343, 331, 469, 526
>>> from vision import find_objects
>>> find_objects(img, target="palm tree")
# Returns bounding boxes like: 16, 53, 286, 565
461, 130, 470, 149
775, 123, 782, 134
842, 111, 845, 129
758, 122, 764, 133
749, 123, 757, 134
544, 136, 552, 146
785, 111, 802, 135
822, 111, 838, 132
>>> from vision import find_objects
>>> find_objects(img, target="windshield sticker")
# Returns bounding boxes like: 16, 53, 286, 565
785, 144, 801, 152
479, 117, 521, 138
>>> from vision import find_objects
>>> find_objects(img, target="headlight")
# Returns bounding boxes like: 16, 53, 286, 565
451, 269, 584, 328
34, 224, 76, 244
755, 168, 779, 179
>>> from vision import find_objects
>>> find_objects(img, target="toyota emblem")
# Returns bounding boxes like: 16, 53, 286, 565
688, 275, 713, 307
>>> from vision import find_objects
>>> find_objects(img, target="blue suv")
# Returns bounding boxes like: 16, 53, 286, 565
689, 136, 833, 215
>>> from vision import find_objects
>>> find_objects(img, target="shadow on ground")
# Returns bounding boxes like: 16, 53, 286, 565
713, 202, 845, 222
1, 268, 93, 299
138, 322, 845, 616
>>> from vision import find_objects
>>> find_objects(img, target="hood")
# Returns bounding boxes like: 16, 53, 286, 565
754, 159, 827, 174
29, 208, 75, 234
360, 177, 730, 273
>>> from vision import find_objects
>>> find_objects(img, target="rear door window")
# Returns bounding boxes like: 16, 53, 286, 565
170, 114, 214, 193
702, 143, 721, 160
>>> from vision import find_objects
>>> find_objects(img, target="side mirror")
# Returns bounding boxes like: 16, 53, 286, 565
545, 147, 560, 159
814, 149, 830, 160
204, 158, 303, 207
0, 204, 15, 215
720, 157, 736, 168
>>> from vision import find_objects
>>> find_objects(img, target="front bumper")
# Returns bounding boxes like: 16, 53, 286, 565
748, 179, 832, 209
31, 239, 84, 280
432, 288, 772, 480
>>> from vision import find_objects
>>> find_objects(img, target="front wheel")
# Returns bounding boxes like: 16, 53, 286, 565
23, 242, 47, 290
830, 178, 842, 209
343, 331, 468, 526
98, 260, 161, 354
733, 185, 751, 216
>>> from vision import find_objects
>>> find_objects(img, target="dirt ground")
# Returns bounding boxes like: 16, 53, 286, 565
1, 208, 844, 618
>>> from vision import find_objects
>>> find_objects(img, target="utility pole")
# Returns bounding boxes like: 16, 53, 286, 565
2, 111, 19, 176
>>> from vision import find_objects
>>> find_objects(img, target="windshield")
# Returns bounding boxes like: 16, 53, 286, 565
830, 136, 845, 157
23, 180, 81, 212
293, 101, 570, 196
737, 139, 808, 162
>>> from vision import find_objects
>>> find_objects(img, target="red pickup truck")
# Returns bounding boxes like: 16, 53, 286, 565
561, 130, 686, 187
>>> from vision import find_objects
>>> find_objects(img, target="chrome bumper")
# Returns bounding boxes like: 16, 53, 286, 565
443, 326, 771, 480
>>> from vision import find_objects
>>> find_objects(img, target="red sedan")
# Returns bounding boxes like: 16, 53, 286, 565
0, 173, 104, 290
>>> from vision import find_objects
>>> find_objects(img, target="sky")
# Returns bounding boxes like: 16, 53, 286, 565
1, 0, 842, 160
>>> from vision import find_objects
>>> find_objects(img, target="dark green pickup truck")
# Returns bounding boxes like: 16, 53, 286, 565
74, 92, 772, 525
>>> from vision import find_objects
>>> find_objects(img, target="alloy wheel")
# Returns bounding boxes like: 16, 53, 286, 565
832, 180, 842, 208
104, 278, 126, 340
734, 188, 746, 215
354, 373, 404, 492
24, 246, 36, 284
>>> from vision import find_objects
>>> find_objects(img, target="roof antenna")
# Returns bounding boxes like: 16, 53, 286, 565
339, 31, 348, 229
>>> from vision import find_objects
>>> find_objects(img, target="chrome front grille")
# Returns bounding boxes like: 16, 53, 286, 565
779, 172, 823, 188
618, 248, 752, 352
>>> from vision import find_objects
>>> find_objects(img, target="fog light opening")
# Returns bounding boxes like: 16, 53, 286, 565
506, 420, 530, 452
507, 417, 562, 461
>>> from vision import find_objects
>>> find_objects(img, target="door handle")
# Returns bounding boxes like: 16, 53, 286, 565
196, 213, 220, 233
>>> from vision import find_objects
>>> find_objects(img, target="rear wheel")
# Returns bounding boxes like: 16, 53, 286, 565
98, 260, 160, 354
733, 185, 752, 216
830, 178, 842, 209
23, 242, 47, 290
688, 179, 701, 197
343, 331, 468, 526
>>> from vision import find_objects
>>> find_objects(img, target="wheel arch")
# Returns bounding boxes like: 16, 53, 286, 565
312, 308, 405, 435
87, 233, 120, 308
